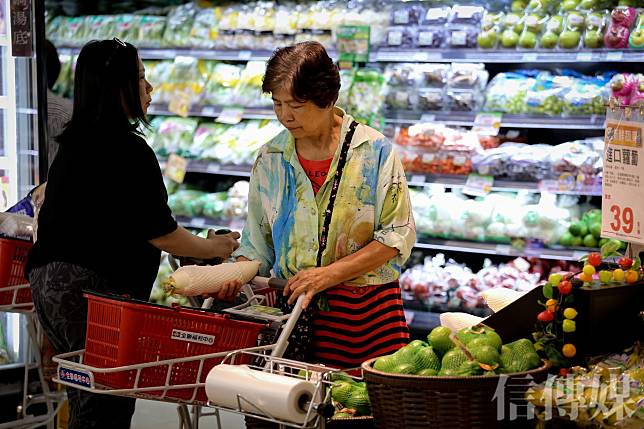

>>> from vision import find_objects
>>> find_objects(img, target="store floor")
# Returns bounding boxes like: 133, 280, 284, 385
132, 399, 245, 429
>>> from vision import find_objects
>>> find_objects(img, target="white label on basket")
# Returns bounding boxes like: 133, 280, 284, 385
171, 329, 215, 345
59, 366, 93, 388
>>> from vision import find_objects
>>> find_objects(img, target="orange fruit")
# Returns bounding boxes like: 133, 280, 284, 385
545, 298, 558, 312
625, 270, 639, 284
578, 273, 593, 283
562, 344, 576, 358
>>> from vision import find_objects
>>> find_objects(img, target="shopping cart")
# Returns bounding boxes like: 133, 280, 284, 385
52, 267, 342, 429
0, 237, 65, 429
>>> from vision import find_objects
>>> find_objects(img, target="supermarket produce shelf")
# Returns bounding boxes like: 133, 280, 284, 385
150, 103, 605, 131
148, 104, 274, 120
176, 216, 592, 261
386, 111, 606, 130
374, 48, 643, 63
59, 46, 644, 64
159, 157, 601, 196
185, 160, 253, 177
406, 173, 603, 196
414, 238, 592, 261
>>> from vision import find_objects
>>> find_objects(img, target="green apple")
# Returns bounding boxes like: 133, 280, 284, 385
503, 13, 524, 34
540, 31, 559, 48
566, 12, 585, 31
579, 0, 597, 9
501, 29, 520, 48
586, 12, 604, 30
477, 29, 498, 48
562, 0, 580, 11
519, 30, 538, 48
584, 30, 604, 48
547, 16, 564, 34
559, 30, 581, 48
630, 28, 644, 47
524, 14, 545, 33
511, 0, 528, 12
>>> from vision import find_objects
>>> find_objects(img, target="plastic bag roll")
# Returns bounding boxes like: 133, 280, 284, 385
164, 261, 260, 296
206, 365, 316, 424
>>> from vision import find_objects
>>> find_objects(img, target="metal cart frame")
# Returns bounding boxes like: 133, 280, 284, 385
53, 285, 340, 429
0, 283, 65, 429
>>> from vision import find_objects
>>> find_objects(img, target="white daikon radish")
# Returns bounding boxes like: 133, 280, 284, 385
163, 260, 260, 296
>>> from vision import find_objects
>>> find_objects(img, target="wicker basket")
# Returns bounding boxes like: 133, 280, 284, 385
362, 358, 550, 429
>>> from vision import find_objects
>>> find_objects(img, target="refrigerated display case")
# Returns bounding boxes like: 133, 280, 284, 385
0, 0, 51, 425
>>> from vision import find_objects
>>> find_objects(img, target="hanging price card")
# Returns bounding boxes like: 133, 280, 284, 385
463, 174, 494, 197
472, 112, 502, 136
216, 107, 244, 125
601, 108, 644, 244
165, 153, 188, 184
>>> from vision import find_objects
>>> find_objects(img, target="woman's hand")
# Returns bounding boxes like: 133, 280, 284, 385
207, 230, 241, 259
284, 267, 337, 309
202, 280, 242, 302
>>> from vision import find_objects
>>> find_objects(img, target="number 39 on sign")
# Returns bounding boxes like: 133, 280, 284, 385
601, 108, 644, 244
609, 205, 636, 235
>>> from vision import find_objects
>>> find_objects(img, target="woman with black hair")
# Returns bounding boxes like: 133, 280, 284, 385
26, 39, 241, 429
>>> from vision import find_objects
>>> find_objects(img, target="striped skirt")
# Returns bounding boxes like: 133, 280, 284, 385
311, 281, 410, 368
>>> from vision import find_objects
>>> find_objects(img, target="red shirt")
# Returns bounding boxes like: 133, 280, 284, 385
298, 155, 333, 195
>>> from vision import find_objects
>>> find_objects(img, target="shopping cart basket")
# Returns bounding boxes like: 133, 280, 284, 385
0, 237, 64, 429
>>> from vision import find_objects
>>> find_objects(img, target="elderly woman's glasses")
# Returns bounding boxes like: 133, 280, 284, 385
105, 37, 127, 69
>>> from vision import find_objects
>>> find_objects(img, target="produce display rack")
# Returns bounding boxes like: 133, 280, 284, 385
57, 47, 644, 64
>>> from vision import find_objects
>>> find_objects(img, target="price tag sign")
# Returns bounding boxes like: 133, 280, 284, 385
201, 106, 218, 117
420, 113, 436, 123
472, 112, 503, 136
168, 91, 192, 118
463, 174, 494, 197
336, 25, 371, 63
606, 51, 623, 62
522, 53, 538, 62
601, 108, 644, 244
164, 153, 188, 184
576, 52, 593, 62
410, 175, 426, 184
216, 107, 244, 125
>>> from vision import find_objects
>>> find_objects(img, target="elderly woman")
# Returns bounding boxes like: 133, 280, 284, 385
233, 41, 416, 368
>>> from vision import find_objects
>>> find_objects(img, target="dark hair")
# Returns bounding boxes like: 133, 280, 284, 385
45, 39, 61, 90
60, 39, 147, 141
262, 41, 340, 109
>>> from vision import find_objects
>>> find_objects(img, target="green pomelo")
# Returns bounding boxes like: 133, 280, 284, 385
373, 355, 397, 373
468, 345, 501, 366
428, 327, 455, 357
441, 349, 468, 371
416, 368, 438, 376
345, 390, 371, 416
332, 381, 354, 405
414, 347, 441, 371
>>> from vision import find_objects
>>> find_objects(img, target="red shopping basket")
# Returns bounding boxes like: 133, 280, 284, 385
83, 292, 266, 402
0, 237, 33, 308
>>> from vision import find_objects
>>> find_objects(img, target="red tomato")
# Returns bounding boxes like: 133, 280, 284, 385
587, 253, 602, 267
559, 281, 573, 295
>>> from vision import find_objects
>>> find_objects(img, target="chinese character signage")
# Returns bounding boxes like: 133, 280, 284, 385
10, 0, 32, 57
602, 108, 644, 244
